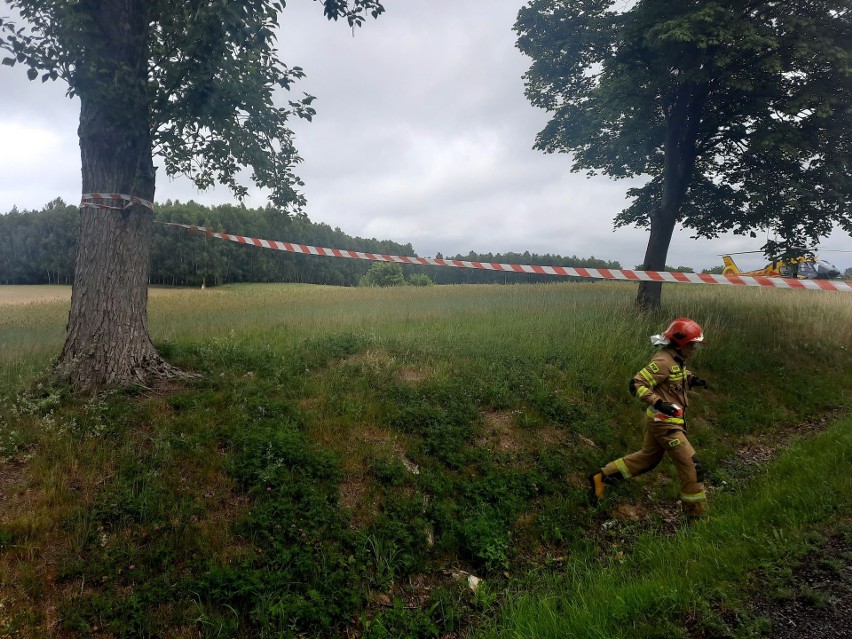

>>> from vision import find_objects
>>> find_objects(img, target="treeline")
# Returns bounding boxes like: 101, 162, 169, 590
0, 199, 77, 284
150, 201, 417, 287
0, 199, 622, 286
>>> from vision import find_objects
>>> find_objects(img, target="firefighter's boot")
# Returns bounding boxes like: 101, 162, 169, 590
589, 470, 625, 502
588, 472, 607, 501
589, 470, 621, 502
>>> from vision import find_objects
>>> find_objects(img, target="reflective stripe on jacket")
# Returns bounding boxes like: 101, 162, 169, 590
632, 348, 692, 425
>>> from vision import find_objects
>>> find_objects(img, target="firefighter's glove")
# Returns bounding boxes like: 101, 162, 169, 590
654, 400, 683, 417
690, 377, 709, 389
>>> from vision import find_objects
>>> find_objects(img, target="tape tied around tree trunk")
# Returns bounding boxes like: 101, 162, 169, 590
155, 221, 852, 293
81, 193, 155, 211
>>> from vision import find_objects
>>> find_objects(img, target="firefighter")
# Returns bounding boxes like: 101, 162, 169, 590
589, 318, 710, 520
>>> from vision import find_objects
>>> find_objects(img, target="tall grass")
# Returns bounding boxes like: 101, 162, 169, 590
1, 281, 850, 637
0, 298, 67, 391
4, 282, 850, 388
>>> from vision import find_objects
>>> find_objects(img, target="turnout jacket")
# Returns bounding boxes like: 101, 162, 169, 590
630, 347, 696, 426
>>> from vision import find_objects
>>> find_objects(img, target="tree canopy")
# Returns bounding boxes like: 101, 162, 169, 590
516, 0, 851, 307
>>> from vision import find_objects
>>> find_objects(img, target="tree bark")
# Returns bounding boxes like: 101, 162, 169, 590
636, 85, 705, 310
55, 0, 181, 390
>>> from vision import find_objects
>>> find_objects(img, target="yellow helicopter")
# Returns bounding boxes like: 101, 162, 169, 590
721, 253, 842, 279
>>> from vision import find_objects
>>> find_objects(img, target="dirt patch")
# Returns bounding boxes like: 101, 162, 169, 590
477, 411, 567, 458
333, 425, 418, 527
339, 471, 381, 528
398, 367, 428, 383
733, 411, 840, 468
349, 424, 406, 457
0, 458, 31, 525
538, 426, 568, 447
335, 349, 395, 372
592, 491, 683, 541
324, 349, 429, 384
614, 503, 645, 521
477, 410, 523, 453
331, 349, 428, 383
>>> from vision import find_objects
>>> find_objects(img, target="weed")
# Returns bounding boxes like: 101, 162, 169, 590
365, 533, 403, 589
362, 598, 442, 639
368, 491, 430, 579
0, 414, 25, 458
371, 457, 412, 488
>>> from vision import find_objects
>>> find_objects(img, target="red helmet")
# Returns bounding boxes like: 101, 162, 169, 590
663, 318, 704, 349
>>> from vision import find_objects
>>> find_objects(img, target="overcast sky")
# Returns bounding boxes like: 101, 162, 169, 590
1, 0, 850, 273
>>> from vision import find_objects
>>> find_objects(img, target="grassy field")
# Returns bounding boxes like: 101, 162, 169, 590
1, 282, 850, 638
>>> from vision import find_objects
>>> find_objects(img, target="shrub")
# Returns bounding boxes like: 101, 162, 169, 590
407, 273, 434, 286
359, 263, 406, 287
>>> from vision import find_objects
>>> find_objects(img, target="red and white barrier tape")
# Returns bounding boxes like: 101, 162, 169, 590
81, 193, 155, 211
159, 222, 852, 292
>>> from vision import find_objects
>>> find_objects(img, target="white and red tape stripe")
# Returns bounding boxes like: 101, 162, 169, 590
158, 222, 852, 292
81, 193, 155, 211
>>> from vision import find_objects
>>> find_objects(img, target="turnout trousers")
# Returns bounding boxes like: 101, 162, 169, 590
601, 422, 707, 517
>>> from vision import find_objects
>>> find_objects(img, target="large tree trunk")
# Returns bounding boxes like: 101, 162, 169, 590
636, 86, 705, 310
636, 206, 678, 310
55, 0, 180, 390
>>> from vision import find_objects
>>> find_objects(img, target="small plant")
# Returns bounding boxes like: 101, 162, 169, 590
460, 508, 511, 572
472, 579, 499, 611
0, 415, 24, 458
371, 457, 412, 487
362, 598, 441, 639
365, 533, 402, 589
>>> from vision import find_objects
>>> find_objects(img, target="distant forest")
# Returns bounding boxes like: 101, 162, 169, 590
0, 199, 623, 287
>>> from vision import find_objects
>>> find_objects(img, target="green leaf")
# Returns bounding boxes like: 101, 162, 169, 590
1, 57, 15, 67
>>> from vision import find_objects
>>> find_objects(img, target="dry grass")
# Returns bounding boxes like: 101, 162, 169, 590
0, 285, 72, 306
0, 285, 198, 307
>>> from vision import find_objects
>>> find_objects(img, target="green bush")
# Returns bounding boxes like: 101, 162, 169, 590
407, 273, 435, 286
359, 262, 407, 287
